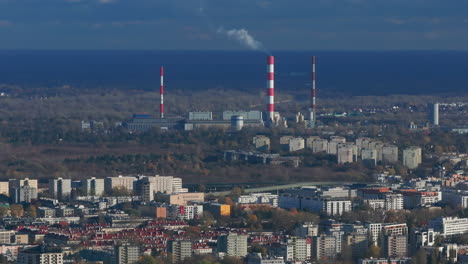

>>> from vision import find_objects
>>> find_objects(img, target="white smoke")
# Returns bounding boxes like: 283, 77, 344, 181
217, 27, 263, 50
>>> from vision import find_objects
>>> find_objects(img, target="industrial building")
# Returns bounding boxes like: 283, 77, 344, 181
124, 55, 321, 132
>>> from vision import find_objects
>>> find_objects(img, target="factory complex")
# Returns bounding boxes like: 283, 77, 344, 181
123, 56, 318, 132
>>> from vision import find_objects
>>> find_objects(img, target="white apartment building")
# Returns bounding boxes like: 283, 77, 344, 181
9, 178, 38, 189
82, 177, 105, 196
49, 178, 71, 200
288, 138, 305, 152
430, 217, 468, 236
236, 193, 278, 207
362, 148, 378, 165
382, 145, 399, 163
384, 193, 404, 210
365, 199, 386, 210
328, 136, 346, 153
285, 237, 310, 262
312, 139, 328, 153
365, 223, 382, 246
17, 248, 63, 264
403, 147, 422, 169
104, 176, 137, 193
337, 145, 355, 164
141, 175, 188, 194
167, 204, 203, 221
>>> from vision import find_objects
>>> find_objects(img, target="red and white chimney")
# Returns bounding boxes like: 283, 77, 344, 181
160, 66, 164, 118
267, 56, 275, 121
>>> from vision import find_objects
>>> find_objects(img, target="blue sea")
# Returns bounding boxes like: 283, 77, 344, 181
0, 50, 467, 96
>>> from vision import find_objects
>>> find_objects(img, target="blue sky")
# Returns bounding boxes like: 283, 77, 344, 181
0, 0, 467, 50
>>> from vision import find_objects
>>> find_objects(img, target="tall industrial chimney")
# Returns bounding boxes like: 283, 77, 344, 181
433, 103, 439, 126
309, 56, 317, 126
160, 66, 164, 118
267, 56, 275, 121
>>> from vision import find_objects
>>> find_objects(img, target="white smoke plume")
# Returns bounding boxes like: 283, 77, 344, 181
217, 27, 263, 50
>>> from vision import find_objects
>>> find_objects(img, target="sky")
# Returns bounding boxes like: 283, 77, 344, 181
0, 0, 468, 50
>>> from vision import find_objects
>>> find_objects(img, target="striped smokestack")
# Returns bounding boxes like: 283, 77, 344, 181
160, 66, 164, 118
267, 56, 275, 121
312, 56, 316, 122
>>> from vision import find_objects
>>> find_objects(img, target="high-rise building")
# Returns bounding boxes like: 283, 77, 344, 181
337, 145, 354, 164
105, 176, 137, 194
285, 237, 310, 262
9, 178, 38, 190
328, 136, 346, 155
384, 193, 404, 211
312, 139, 328, 153
114, 244, 139, 264
312, 234, 341, 261
382, 145, 399, 164
383, 235, 407, 258
135, 175, 187, 196
217, 233, 248, 257
361, 148, 378, 166
10, 185, 37, 203
49, 178, 71, 200
17, 246, 63, 264
381, 224, 408, 258
403, 147, 422, 169
82, 177, 105, 196
168, 240, 192, 263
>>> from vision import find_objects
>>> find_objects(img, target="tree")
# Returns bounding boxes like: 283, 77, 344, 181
25, 205, 37, 217
220, 256, 243, 264
366, 245, 381, 258
412, 248, 427, 264
10, 204, 24, 217
137, 256, 158, 264
0, 206, 8, 218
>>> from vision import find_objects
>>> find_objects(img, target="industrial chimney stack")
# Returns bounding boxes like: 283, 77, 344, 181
309, 56, 317, 127
267, 56, 275, 122
160, 66, 164, 118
